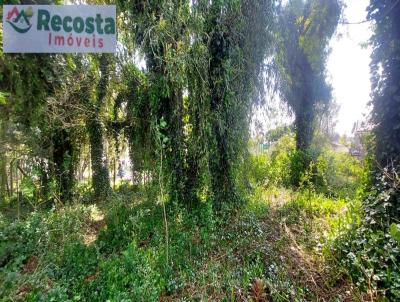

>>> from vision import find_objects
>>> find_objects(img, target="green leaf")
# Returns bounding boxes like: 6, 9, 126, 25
0, 91, 10, 105
160, 119, 167, 129
389, 223, 400, 243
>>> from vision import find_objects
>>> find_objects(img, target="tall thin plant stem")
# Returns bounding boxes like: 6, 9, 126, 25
159, 146, 169, 267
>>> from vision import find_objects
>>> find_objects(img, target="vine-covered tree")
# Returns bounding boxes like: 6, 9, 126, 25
117, 0, 191, 205
274, 0, 341, 183
85, 54, 114, 199
113, 64, 152, 185
369, 0, 400, 169
367, 0, 400, 221
199, 0, 274, 209
0, 51, 76, 202
117, 0, 273, 209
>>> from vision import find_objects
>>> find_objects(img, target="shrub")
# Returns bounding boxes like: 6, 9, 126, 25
314, 148, 364, 198
0, 206, 89, 271
333, 225, 400, 299
81, 243, 164, 301
331, 167, 400, 300
96, 201, 163, 253
59, 241, 99, 286
248, 134, 295, 188
0, 205, 91, 299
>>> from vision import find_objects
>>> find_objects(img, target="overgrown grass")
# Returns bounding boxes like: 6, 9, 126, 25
0, 184, 368, 301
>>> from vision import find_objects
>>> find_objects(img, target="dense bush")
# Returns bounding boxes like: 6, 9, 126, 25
96, 201, 164, 254
0, 206, 89, 267
0, 206, 91, 299
248, 134, 295, 187
331, 167, 400, 300
314, 148, 364, 198
81, 243, 164, 301
333, 224, 400, 300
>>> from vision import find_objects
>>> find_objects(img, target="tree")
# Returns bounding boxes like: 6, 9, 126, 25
116, 0, 273, 209
85, 54, 114, 199
369, 0, 400, 169
0, 51, 76, 202
113, 64, 152, 185
0, 0, 80, 203
116, 0, 192, 205
367, 0, 400, 221
274, 0, 341, 183
199, 0, 274, 209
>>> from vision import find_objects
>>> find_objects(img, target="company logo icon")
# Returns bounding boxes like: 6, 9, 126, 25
6, 6, 34, 33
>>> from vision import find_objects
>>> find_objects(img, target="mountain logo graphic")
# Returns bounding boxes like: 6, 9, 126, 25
6, 6, 34, 33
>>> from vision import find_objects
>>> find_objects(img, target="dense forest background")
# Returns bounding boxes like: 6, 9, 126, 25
0, 0, 399, 301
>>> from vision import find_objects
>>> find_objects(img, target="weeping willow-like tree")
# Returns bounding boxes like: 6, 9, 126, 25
116, 0, 274, 209
196, 0, 274, 209
329, 3, 400, 297
1, 0, 119, 203
116, 0, 192, 205
367, 0, 400, 222
369, 0, 400, 170
113, 64, 152, 185
274, 0, 341, 184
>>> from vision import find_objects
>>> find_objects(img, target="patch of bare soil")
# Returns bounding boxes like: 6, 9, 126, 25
84, 207, 106, 245
84, 219, 106, 245
281, 224, 355, 301
15, 284, 32, 301
263, 194, 359, 302
21, 255, 38, 274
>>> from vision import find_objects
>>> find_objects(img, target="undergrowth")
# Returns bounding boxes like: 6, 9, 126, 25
0, 184, 368, 301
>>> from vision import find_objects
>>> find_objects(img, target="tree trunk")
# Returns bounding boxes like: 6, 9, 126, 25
0, 157, 8, 203
163, 88, 186, 204
291, 91, 315, 186
52, 129, 75, 202
85, 54, 113, 200
9, 157, 14, 198
207, 10, 237, 210
39, 158, 49, 202
0, 121, 9, 202
368, 1, 400, 223
87, 118, 111, 199
295, 108, 314, 152
145, 43, 187, 204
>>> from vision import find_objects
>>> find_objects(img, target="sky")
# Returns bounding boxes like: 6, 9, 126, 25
328, 0, 373, 135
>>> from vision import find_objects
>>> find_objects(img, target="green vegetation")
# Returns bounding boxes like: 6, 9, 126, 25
0, 133, 375, 301
1, 0, 400, 301
0, 165, 363, 301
